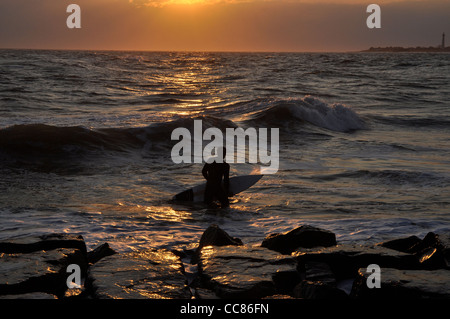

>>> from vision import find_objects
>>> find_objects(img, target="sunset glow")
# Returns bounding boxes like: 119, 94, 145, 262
138, 0, 209, 6
0, 0, 448, 51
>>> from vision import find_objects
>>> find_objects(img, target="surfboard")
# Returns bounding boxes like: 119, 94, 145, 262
173, 175, 263, 202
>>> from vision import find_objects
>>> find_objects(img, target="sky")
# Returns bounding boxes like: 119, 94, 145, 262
0, 0, 448, 52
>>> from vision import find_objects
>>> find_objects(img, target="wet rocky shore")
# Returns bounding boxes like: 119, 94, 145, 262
1, 224, 449, 299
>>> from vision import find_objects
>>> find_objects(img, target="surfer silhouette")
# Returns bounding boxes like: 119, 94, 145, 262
202, 147, 230, 208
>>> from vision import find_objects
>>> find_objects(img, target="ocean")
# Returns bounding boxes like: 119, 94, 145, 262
1, 49, 449, 252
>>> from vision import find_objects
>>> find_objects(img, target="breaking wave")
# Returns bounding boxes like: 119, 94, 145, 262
0, 96, 366, 166
0, 116, 238, 164
243, 96, 366, 132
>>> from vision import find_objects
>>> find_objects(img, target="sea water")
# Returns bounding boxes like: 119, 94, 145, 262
1, 50, 449, 252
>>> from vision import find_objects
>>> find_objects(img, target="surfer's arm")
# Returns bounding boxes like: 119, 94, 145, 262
202, 164, 208, 180
224, 164, 230, 195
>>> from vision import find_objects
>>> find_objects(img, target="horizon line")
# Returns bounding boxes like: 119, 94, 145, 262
2, 46, 448, 54
0, 47, 376, 54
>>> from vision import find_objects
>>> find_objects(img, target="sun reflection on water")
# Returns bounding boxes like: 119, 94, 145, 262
145, 205, 193, 223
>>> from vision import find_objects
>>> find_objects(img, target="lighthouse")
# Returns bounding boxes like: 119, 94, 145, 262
443, 33, 446, 49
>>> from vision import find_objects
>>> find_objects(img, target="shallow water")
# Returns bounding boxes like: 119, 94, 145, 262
1, 50, 449, 252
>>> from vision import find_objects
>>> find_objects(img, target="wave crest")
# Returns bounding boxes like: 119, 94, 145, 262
0, 115, 239, 164
244, 96, 365, 132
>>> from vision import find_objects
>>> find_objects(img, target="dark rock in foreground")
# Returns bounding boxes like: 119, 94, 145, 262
197, 224, 243, 251
192, 224, 244, 264
379, 232, 450, 270
0, 234, 116, 299
0, 292, 57, 299
0, 233, 87, 255
294, 244, 420, 279
2, 226, 450, 300
87, 242, 116, 265
352, 267, 450, 299
301, 261, 336, 285
294, 280, 348, 300
262, 294, 295, 299
261, 225, 337, 255
0, 248, 87, 297
197, 245, 300, 299
440, 234, 450, 268
379, 235, 422, 253
89, 249, 191, 299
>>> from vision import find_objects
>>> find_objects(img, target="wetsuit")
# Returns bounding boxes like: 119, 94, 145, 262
202, 161, 230, 208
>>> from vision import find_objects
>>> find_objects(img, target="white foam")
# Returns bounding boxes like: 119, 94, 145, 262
290, 96, 366, 132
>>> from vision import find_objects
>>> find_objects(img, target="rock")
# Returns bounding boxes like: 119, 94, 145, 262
439, 234, 450, 268
87, 243, 116, 265
261, 225, 337, 255
351, 268, 450, 299
410, 232, 440, 254
336, 279, 355, 295
410, 232, 448, 269
197, 245, 300, 299
379, 235, 422, 253
294, 244, 420, 280
194, 288, 220, 299
192, 224, 244, 264
63, 287, 85, 299
197, 224, 243, 251
379, 232, 449, 269
294, 260, 348, 299
0, 233, 87, 255
300, 261, 336, 285
0, 248, 88, 297
0, 292, 57, 299
262, 294, 295, 299
89, 249, 191, 299
293, 281, 348, 300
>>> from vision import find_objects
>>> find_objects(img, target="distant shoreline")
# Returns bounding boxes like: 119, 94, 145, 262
362, 46, 450, 53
